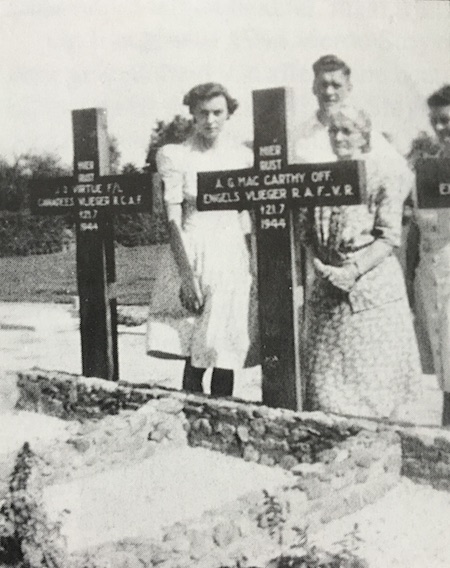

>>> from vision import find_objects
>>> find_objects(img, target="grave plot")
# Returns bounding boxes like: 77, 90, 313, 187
0, 369, 405, 568
1, 369, 449, 567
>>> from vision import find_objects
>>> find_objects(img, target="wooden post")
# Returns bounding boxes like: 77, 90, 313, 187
416, 157, 450, 425
72, 108, 117, 380
197, 87, 365, 411
252, 88, 302, 409
30, 108, 153, 381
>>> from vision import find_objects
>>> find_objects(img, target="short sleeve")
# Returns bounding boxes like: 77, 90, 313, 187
156, 144, 185, 205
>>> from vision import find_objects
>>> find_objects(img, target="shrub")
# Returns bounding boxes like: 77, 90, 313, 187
0, 211, 70, 257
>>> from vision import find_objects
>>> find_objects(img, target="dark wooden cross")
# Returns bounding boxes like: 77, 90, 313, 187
416, 158, 450, 209
416, 156, 450, 425
197, 88, 366, 411
30, 108, 153, 382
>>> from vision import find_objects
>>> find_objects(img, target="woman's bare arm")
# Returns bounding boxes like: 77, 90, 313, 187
166, 203, 203, 313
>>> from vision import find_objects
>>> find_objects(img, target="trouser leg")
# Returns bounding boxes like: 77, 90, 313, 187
210, 368, 234, 397
182, 358, 206, 393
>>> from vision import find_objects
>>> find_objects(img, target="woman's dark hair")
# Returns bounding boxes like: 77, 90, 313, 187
427, 84, 450, 108
183, 82, 239, 115
313, 54, 351, 78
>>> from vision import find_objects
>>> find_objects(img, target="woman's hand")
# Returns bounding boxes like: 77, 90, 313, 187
180, 277, 204, 314
313, 258, 359, 292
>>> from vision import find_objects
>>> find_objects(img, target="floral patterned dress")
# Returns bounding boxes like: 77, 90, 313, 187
147, 136, 259, 370
300, 152, 422, 419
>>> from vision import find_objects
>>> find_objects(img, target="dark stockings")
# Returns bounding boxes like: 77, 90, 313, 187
182, 358, 234, 397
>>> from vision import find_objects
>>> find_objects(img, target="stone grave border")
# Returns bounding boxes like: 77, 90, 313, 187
15, 368, 450, 491
5, 368, 450, 566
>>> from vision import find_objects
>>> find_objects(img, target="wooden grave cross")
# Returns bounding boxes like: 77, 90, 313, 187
416, 156, 450, 425
197, 88, 366, 411
30, 108, 153, 382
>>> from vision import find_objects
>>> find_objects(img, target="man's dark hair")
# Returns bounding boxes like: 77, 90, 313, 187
427, 84, 450, 108
313, 55, 351, 78
183, 82, 239, 115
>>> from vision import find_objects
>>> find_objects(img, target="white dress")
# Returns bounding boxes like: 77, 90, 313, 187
147, 136, 258, 370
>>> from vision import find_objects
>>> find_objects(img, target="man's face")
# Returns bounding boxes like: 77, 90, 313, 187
429, 105, 450, 148
313, 69, 352, 113
192, 95, 229, 142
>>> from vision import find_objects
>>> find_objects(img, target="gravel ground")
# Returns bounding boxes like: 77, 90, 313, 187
0, 301, 443, 421
1, 301, 450, 567
0, 411, 75, 455
0, 302, 262, 402
311, 479, 450, 568
43, 446, 292, 553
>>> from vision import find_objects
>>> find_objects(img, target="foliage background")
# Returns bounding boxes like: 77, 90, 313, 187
0, 117, 433, 257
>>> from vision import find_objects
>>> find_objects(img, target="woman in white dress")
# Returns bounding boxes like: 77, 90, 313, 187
407, 85, 450, 424
150, 83, 257, 396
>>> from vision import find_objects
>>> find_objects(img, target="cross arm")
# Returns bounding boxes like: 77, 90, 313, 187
197, 160, 366, 212
416, 158, 450, 209
30, 173, 154, 215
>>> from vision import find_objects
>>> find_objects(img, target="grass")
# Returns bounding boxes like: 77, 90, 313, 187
0, 244, 167, 305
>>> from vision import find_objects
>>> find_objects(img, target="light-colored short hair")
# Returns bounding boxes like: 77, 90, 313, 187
329, 105, 372, 153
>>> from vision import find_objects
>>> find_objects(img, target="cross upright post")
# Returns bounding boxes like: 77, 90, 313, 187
416, 156, 450, 425
30, 108, 153, 382
198, 87, 366, 411
252, 88, 301, 410
72, 109, 117, 381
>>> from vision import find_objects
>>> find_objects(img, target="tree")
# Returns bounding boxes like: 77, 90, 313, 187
0, 153, 70, 211
145, 115, 193, 172
121, 162, 141, 175
0, 152, 72, 256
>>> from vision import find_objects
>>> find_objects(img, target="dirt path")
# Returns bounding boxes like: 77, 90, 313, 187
0, 301, 443, 424
0, 301, 262, 402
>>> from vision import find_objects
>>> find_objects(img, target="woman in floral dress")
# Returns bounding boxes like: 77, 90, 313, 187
300, 105, 422, 419
147, 82, 257, 396
406, 85, 450, 424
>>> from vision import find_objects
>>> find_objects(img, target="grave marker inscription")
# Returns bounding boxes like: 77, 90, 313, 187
416, 158, 450, 209
30, 108, 153, 382
198, 87, 366, 410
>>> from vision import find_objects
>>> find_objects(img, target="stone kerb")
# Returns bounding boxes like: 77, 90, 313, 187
16, 368, 392, 470
16, 368, 450, 494
13, 369, 401, 491
399, 427, 450, 491
7, 369, 405, 566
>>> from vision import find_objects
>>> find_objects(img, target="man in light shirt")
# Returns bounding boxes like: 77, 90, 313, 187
296, 55, 352, 162
295, 54, 412, 174
295, 54, 414, 352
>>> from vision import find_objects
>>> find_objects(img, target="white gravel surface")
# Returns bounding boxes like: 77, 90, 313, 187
2, 301, 450, 567
43, 446, 293, 552
312, 479, 450, 568
0, 411, 74, 455
0, 302, 262, 402
0, 301, 443, 419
